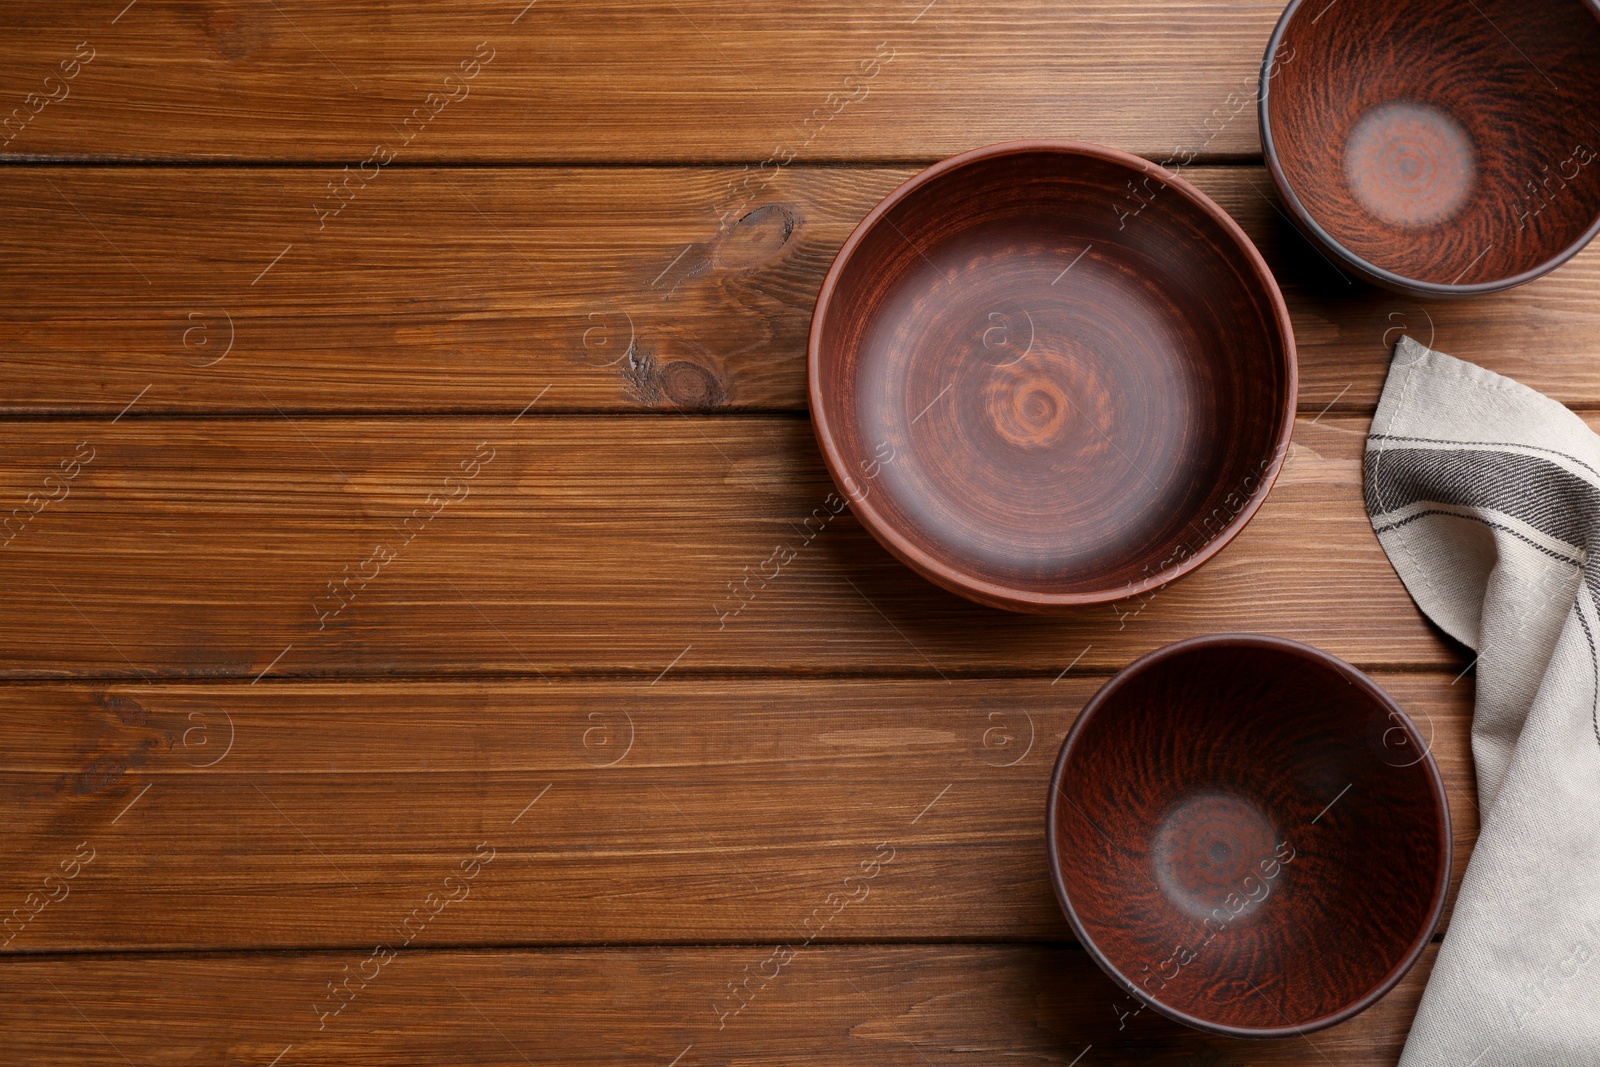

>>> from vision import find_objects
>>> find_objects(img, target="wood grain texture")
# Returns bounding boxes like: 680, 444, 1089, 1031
0, 943, 1437, 1065
2, 165, 1597, 416
0, 2, 1523, 1061
0, 0, 1281, 163
0, 673, 1475, 951
0, 415, 1460, 679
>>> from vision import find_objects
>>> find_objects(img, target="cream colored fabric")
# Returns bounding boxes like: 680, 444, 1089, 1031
1366, 336, 1600, 1067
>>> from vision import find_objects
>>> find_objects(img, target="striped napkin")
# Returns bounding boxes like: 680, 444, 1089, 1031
1365, 336, 1600, 1067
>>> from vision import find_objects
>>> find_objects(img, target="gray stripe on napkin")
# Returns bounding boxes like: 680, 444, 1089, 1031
1368, 448, 1600, 550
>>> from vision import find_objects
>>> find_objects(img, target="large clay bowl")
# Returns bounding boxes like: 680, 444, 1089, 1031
1047, 635, 1451, 1037
808, 141, 1296, 613
1261, 0, 1600, 297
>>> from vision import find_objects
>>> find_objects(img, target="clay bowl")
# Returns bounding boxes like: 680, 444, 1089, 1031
1047, 635, 1451, 1037
1261, 0, 1600, 297
808, 141, 1296, 613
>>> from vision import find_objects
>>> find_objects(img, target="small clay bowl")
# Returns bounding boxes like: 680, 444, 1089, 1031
1047, 635, 1451, 1037
1261, 0, 1600, 297
808, 141, 1296, 613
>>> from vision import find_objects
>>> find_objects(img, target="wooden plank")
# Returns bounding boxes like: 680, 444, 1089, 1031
0, 1, 1282, 163
0, 673, 1474, 951
0, 415, 1459, 678
0, 943, 1434, 1065
3, 166, 1597, 415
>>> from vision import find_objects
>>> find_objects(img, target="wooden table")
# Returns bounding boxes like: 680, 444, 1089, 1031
2, 2, 1595, 1063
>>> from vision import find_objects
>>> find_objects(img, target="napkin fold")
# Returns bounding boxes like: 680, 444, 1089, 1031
1365, 336, 1600, 1067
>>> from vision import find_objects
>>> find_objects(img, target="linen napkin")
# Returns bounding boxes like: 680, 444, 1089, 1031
1365, 335, 1600, 1067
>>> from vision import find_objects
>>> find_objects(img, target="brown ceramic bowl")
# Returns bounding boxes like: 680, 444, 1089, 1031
808, 142, 1296, 613
1046, 635, 1451, 1037
1261, 0, 1600, 298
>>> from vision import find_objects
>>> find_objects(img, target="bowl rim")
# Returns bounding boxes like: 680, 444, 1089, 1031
1258, 0, 1600, 298
1044, 633, 1454, 1038
807, 139, 1298, 611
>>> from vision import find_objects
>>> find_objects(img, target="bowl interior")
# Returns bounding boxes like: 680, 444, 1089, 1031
813, 148, 1292, 603
1268, 0, 1600, 288
1050, 638, 1448, 1034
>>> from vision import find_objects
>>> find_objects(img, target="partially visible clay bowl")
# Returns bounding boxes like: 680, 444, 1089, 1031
1261, 0, 1600, 297
809, 141, 1296, 612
